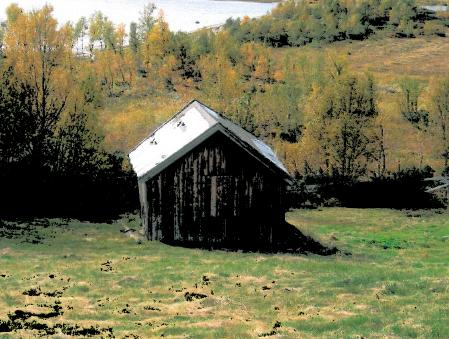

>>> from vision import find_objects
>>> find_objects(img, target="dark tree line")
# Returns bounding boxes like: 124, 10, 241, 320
0, 68, 137, 219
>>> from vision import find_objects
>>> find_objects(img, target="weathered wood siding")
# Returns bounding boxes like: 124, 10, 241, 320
142, 132, 286, 247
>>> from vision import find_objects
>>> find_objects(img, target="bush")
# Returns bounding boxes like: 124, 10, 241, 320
423, 21, 446, 37
0, 153, 139, 221
288, 166, 445, 210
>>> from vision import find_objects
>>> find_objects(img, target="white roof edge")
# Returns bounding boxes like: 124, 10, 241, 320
138, 124, 222, 182
129, 100, 200, 155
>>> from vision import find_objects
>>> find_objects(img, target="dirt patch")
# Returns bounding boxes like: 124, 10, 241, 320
121, 304, 132, 314
0, 247, 13, 255
200, 297, 221, 308
100, 261, 114, 272
233, 275, 267, 285
0, 282, 113, 337
258, 321, 282, 337
143, 305, 161, 311
59, 323, 112, 336
8, 303, 63, 322
0, 302, 106, 336
0, 310, 113, 337
320, 309, 356, 321
184, 292, 207, 302
0, 319, 112, 337
23, 287, 63, 298
201, 275, 211, 286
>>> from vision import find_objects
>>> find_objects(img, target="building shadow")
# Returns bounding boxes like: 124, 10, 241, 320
271, 221, 338, 255
162, 221, 338, 256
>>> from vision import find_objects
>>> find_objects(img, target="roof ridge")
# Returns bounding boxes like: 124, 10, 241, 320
129, 100, 291, 181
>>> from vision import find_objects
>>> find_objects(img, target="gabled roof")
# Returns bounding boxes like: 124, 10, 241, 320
129, 100, 291, 181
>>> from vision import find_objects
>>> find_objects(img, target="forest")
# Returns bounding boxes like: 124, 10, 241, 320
1, 0, 449, 217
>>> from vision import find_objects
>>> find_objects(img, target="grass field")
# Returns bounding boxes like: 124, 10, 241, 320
1, 208, 448, 337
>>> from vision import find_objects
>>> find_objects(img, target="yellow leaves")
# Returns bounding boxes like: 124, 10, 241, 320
5, 3, 23, 25
239, 42, 257, 76
115, 23, 127, 53
90, 23, 137, 93
88, 11, 106, 48
241, 16, 250, 25
141, 15, 172, 81
94, 49, 115, 75
240, 42, 255, 61
146, 16, 170, 56
221, 66, 239, 99
212, 30, 238, 60
273, 69, 285, 82
53, 66, 72, 94
281, 139, 310, 175
3, 4, 74, 109
99, 97, 186, 152
254, 54, 271, 81
139, 14, 177, 89
4, 5, 70, 67
122, 49, 137, 85
147, 29, 159, 44
219, 56, 239, 92
94, 50, 117, 89
196, 53, 242, 113
239, 43, 275, 82
159, 54, 177, 82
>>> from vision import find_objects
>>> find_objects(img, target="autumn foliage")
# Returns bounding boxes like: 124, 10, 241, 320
0, 1, 448, 215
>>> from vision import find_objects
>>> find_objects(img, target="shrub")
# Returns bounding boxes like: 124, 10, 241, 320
423, 21, 446, 37
288, 166, 445, 210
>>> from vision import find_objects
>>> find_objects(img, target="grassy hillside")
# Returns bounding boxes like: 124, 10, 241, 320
4, 1, 449, 184
98, 92, 195, 153
312, 36, 449, 79
1, 208, 448, 337
276, 35, 449, 171
99, 35, 449, 172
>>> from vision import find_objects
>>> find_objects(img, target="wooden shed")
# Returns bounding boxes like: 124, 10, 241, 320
129, 100, 292, 249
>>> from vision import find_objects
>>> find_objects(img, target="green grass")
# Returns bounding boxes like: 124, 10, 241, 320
1, 208, 448, 337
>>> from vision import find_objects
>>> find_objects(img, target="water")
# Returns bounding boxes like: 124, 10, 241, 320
0, 0, 277, 32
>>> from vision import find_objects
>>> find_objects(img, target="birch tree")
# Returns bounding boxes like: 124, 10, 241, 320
3, 4, 74, 169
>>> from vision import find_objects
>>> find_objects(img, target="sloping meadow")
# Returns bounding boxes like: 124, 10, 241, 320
0, 208, 448, 337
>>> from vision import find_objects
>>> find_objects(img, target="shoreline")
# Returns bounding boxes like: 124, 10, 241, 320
213, 0, 281, 3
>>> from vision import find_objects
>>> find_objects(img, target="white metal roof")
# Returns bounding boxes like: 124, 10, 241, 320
129, 100, 290, 180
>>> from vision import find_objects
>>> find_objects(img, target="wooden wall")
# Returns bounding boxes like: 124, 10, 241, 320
139, 132, 286, 248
